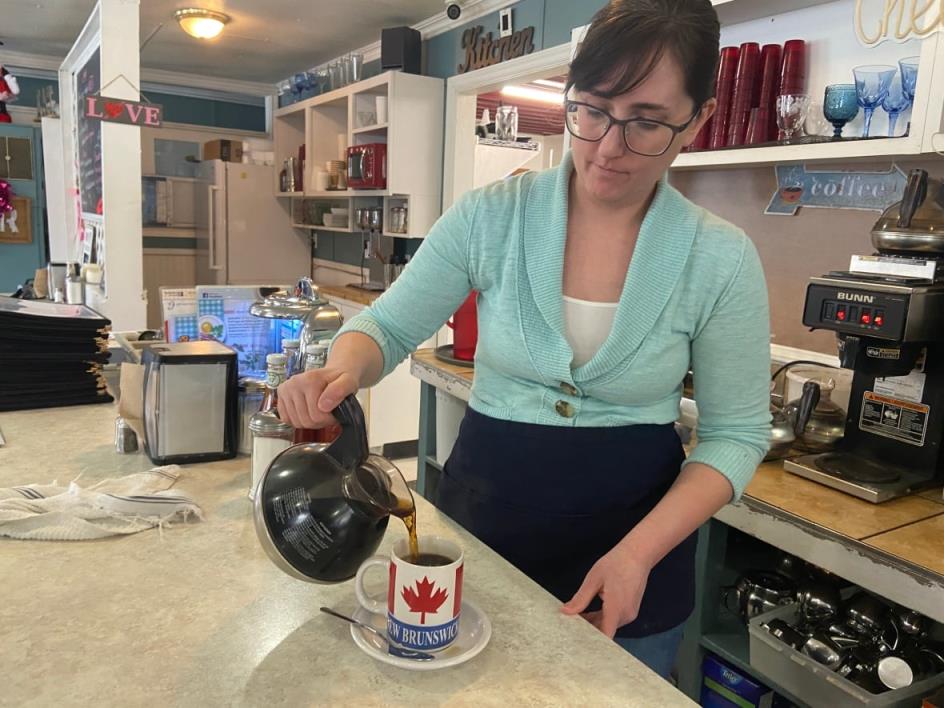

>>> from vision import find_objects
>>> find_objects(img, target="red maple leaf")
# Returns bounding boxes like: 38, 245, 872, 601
401, 576, 449, 625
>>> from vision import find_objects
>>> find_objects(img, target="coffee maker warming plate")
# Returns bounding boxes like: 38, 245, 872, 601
784, 453, 938, 503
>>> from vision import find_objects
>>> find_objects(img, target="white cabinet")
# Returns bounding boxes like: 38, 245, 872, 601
273, 71, 445, 238
330, 296, 433, 451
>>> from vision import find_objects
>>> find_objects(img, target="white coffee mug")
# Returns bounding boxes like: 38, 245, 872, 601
354, 535, 463, 651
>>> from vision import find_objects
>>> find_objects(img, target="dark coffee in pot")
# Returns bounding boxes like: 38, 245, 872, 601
411, 553, 454, 567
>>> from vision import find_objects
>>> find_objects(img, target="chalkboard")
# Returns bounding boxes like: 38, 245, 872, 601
77, 48, 102, 215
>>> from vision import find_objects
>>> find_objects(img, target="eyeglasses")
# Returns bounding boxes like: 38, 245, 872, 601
564, 100, 699, 157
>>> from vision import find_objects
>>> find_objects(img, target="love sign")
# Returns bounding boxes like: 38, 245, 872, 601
85, 95, 163, 127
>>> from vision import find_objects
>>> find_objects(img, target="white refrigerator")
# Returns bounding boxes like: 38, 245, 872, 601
195, 161, 310, 285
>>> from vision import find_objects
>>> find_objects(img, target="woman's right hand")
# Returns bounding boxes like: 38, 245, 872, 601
276, 367, 360, 429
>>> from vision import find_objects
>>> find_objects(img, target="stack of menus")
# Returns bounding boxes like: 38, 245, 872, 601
0, 298, 113, 412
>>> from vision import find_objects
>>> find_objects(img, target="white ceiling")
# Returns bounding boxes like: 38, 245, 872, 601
0, 0, 445, 84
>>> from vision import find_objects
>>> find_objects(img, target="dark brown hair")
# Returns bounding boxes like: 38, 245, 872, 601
566, 0, 720, 111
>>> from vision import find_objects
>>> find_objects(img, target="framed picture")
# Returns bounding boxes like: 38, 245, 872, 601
0, 196, 32, 244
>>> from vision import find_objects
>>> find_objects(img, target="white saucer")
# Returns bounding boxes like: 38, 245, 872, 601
350, 599, 492, 671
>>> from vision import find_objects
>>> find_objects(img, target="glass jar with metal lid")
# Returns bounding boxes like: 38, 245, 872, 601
238, 377, 266, 455
249, 410, 293, 500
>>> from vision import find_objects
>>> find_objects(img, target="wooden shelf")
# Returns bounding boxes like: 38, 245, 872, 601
275, 191, 304, 198
304, 189, 391, 198
352, 123, 388, 135
381, 231, 411, 238
672, 136, 921, 170
711, 0, 835, 26
291, 223, 351, 233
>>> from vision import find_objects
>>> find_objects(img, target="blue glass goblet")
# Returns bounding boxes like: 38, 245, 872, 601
823, 84, 859, 139
900, 56, 919, 102
882, 74, 911, 137
853, 65, 897, 137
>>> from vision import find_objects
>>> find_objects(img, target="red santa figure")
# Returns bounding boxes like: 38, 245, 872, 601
0, 66, 20, 123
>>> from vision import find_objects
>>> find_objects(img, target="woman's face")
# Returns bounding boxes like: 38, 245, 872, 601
570, 54, 714, 206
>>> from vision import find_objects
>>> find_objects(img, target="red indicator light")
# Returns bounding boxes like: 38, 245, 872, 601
837, 309, 846, 321
875, 315, 884, 326
861, 313, 871, 324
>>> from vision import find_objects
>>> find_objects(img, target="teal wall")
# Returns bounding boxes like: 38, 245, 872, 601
394, 0, 604, 260
16, 76, 266, 132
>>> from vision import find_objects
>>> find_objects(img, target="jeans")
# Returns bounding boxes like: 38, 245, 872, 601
615, 623, 686, 679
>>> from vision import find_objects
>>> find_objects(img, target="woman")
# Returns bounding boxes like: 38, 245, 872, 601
279, 0, 771, 678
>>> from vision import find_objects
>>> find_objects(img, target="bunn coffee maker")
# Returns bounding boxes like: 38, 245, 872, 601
785, 169, 944, 502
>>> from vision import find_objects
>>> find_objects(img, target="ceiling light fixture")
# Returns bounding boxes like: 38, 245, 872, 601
500, 85, 564, 105
174, 8, 230, 40
533, 79, 566, 90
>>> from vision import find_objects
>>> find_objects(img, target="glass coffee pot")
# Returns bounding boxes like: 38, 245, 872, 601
253, 394, 415, 583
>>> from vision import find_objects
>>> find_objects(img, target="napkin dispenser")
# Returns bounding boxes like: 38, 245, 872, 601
142, 341, 239, 465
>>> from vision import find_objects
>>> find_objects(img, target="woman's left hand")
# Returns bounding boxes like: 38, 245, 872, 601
561, 547, 652, 638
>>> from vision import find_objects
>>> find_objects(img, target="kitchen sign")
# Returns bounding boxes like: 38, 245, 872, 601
457, 25, 536, 73
855, 0, 944, 45
84, 95, 163, 127
766, 163, 907, 215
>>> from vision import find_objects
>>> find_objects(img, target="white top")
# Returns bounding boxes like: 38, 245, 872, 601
562, 295, 619, 368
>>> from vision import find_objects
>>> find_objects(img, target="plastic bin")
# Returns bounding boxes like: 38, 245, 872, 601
748, 599, 944, 707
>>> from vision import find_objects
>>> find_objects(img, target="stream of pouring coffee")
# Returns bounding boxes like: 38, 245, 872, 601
390, 497, 420, 562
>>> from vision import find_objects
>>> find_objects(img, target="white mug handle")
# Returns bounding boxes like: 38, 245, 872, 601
354, 555, 390, 615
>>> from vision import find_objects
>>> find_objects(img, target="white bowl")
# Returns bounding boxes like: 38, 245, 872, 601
330, 207, 349, 216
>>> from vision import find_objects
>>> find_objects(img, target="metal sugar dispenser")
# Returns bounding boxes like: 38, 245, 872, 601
786, 168, 944, 502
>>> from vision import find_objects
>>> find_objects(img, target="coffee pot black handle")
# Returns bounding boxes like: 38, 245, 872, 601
794, 380, 821, 437
326, 394, 370, 470
898, 169, 928, 229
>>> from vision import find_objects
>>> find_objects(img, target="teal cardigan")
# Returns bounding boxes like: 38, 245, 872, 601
337, 153, 772, 499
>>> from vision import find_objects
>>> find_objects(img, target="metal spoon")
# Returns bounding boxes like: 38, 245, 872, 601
319, 607, 435, 661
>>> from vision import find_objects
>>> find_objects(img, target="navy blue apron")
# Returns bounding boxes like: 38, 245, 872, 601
435, 408, 697, 638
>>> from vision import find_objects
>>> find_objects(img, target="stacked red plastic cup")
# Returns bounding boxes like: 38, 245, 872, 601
757, 44, 783, 143
689, 118, 711, 151
780, 39, 807, 95
708, 46, 740, 150
726, 42, 761, 147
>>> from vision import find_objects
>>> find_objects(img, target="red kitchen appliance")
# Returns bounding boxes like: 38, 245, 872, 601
448, 291, 478, 361
346, 143, 387, 189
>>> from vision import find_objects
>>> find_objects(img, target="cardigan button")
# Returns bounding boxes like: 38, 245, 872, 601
560, 382, 579, 397
555, 400, 575, 418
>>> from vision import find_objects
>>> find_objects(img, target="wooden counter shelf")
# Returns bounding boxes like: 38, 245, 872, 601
316, 283, 382, 307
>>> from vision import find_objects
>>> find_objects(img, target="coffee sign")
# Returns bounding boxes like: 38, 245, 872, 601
458, 25, 536, 73
85, 95, 163, 127
765, 163, 907, 215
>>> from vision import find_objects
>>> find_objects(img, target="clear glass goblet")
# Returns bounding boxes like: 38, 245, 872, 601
776, 94, 811, 144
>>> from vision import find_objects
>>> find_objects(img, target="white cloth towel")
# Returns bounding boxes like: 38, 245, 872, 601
0, 465, 203, 540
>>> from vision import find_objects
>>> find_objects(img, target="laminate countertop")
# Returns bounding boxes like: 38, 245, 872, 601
0, 403, 690, 707
410, 349, 944, 622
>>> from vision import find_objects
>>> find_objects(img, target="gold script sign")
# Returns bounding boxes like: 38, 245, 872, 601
855, 0, 943, 45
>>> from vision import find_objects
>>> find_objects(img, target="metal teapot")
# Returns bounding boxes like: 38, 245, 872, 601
253, 394, 414, 583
